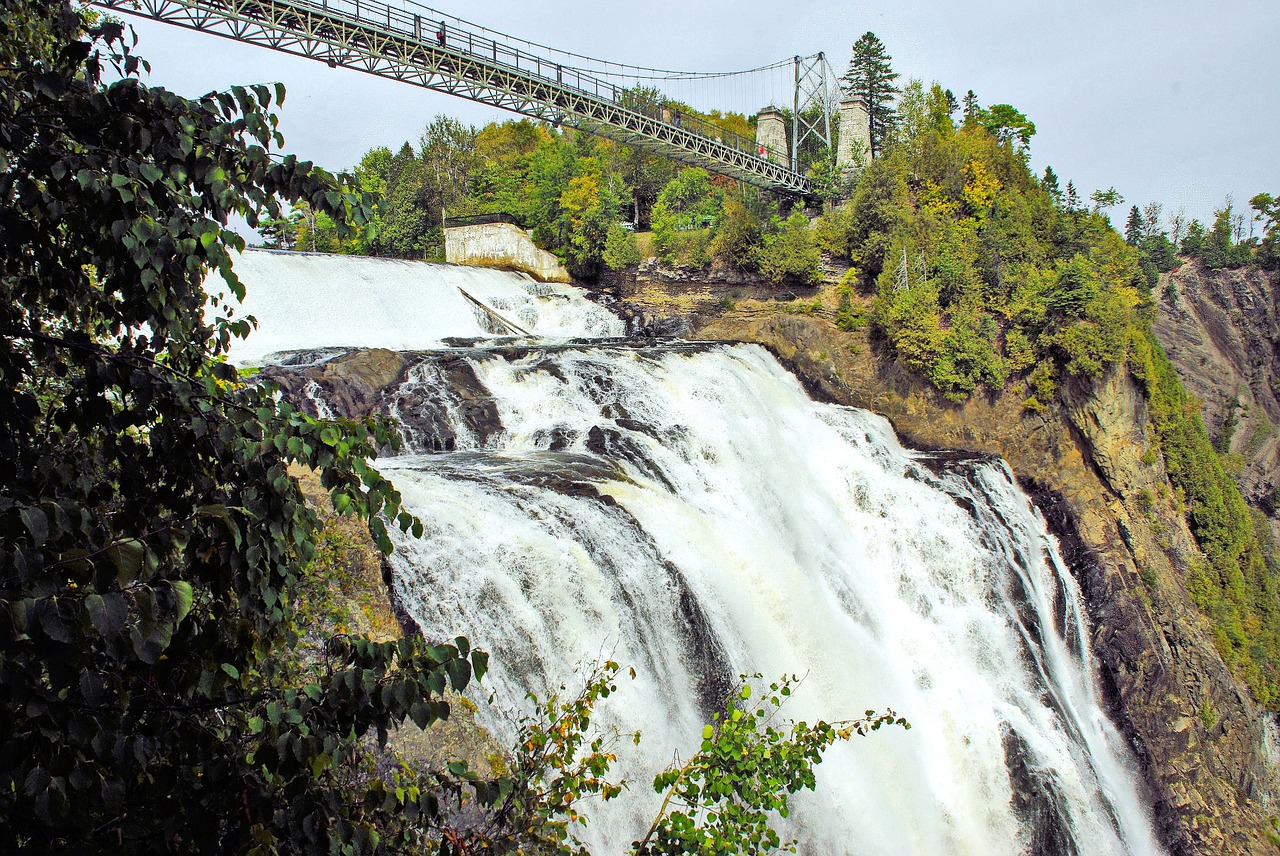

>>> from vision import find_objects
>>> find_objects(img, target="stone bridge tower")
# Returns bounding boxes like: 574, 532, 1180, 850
755, 107, 788, 166
836, 94, 871, 172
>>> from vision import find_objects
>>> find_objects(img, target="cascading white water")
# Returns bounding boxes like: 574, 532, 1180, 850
369, 345, 1165, 855
237, 252, 1166, 854
205, 249, 624, 364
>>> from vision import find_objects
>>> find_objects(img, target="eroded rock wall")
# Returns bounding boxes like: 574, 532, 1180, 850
1154, 263, 1280, 508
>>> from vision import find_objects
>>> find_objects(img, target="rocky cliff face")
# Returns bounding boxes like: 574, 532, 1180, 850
676, 295, 1279, 855
1154, 262, 1280, 512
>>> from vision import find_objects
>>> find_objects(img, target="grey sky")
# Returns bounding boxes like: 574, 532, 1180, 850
124, 0, 1278, 228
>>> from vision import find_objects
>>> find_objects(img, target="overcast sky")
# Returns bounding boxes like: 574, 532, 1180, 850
123, 0, 1278, 228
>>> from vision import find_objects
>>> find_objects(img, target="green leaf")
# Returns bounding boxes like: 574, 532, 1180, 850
171, 580, 193, 622
107, 540, 145, 583
19, 506, 48, 545
221, 663, 240, 680
85, 593, 126, 637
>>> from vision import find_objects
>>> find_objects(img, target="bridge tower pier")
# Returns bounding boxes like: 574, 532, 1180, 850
755, 108, 788, 167
836, 95, 871, 173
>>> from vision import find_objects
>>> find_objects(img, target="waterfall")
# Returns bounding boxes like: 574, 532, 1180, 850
233, 254, 1166, 854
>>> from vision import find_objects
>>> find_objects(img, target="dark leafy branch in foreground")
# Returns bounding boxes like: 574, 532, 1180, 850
0, 4, 489, 850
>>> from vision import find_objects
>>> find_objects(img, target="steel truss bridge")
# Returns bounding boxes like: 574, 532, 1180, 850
94, 0, 823, 195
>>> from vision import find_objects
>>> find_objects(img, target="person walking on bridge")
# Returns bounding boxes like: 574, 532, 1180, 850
436, 22, 446, 47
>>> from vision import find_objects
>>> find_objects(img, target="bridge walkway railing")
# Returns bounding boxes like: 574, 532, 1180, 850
96, 0, 811, 194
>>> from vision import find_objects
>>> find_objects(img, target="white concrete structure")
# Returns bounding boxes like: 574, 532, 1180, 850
444, 221, 570, 283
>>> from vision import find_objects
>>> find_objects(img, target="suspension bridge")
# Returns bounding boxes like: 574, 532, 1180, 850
94, 0, 859, 197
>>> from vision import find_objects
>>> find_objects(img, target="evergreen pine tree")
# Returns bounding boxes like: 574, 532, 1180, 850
1041, 166, 1061, 200
962, 89, 980, 123
841, 32, 899, 159
1065, 180, 1081, 212
943, 88, 959, 117
1125, 205, 1145, 245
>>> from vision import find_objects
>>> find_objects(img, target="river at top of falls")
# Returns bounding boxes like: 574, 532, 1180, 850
233, 252, 1166, 855
204, 248, 624, 364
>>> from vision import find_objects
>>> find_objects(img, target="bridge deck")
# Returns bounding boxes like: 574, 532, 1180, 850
95, 0, 813, 195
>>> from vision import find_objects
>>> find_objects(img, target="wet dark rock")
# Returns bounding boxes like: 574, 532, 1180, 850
1003, 726, 1081, 856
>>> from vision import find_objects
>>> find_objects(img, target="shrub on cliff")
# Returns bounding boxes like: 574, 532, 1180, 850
1130, 332, 1280, 705
754, 211, 822, 286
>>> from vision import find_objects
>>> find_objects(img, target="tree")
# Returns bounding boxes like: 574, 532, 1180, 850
1089, 186, 1124, 214
1041, 166, 1061, 201
942, 88, 959, 117
978, 103, 1036, 154
651, 168, 722, 266
1125, 205, 1145, 245
841, 32, 899, 159
754, 211, 822, 285
1251, 192, 1280, 268
1140, 201, 1164, 240
1, 4, 490, 850
603, 222, 643, 269
419, 114, 477, 219
1064, 180, 1082, 212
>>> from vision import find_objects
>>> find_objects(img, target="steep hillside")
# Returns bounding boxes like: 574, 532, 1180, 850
1153, 263, 1280, 512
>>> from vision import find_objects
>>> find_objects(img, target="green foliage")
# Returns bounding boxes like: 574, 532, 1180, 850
633, 676, 907, 856
1130, 331, 1280, 706
834, 287, 866, 332
1198, 699, 1218, 731
417, 662, 631, 855
652, 168, 722, 266
603, 222, 643, 270
711, 197, 765, 271
1251, 192, 1280, 269
412, 668, 905, 856
976, 103, 1036, 154
824, 109, 1142, 401
0, 5, 490, 849
755, 212, 821, 286
1165, 199, 1263, 270
815, 150, 909, 282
